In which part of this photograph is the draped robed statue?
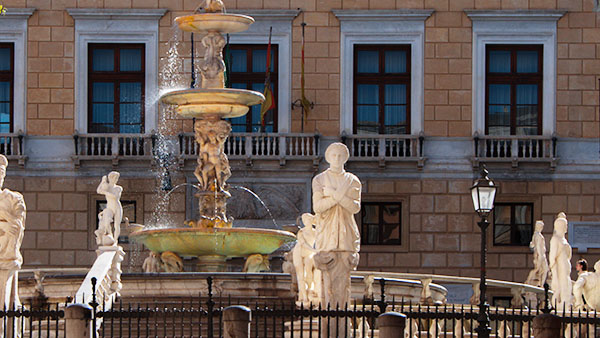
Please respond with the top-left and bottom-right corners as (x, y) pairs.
(311, 142), (362, 338)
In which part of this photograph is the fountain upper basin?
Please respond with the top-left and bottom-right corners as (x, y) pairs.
(160, 88), (265, 118)
(129, 227), (296, 258)
(175, 13), (254, 34)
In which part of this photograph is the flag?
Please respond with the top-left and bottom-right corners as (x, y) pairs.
(300, 22), (311, 123)
(260, 27), (275, 128)
(0, 5), (6, 15)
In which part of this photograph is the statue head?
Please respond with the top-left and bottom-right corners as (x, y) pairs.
(325, 142), (349, 172)
(553, 216), (568, 236)
(0, 154), (8, 188)
(535, 220), (544, 232)
(301, 213), (316, 228)
(594, 260), (600, 273)
(108, 171), (120, 184)
(557, 211), (566, 219)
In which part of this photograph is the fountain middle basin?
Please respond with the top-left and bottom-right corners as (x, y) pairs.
(130, 227), (295, 258)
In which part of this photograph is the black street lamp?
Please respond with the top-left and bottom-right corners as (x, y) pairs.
(471, 164), (497, 338)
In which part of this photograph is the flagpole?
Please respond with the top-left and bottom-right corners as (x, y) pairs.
(301, 20), (306, 133)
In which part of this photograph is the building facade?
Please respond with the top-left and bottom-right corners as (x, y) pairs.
(0, 0), (599, 287)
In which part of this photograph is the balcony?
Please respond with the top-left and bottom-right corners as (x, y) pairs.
(72, 133), (156, 167)
(472, 134), (557, 168)
(0, 133), (26, 167)
(342, 133), (425, 168)
(179, 132), (320, 166)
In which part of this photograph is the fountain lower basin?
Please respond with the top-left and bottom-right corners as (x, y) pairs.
(130, 227), (296, 271)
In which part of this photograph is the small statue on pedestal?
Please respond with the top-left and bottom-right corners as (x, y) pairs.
(95, 171), (123, 246)
(525, 220), (550, 288)
(549, 212), (572, 310)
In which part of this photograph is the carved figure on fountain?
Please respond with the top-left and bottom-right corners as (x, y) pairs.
(311, 143), (361, 336)
(0, 155), (25, 319)
(573, 260), (600, 310)
(195, 0), (225, 13)
(161, 251), (184, 272)
(242, 254), (270, 272)
(194, 119), (231, 192)
(142, 252), (163, 273)
(200, 33), (226, 89)
(95, 171), (123, 247)
(525, 220), (550, 288)
(293, 213), (322, 306)
(549, 212), (572, 310)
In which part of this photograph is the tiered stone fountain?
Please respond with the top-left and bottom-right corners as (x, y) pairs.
(130, 1), (296, 272)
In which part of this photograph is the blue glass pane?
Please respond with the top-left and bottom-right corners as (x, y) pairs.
(252, 82), (265, 93)
(230, 116), (246, 129)
(384, 105), (407, 125)
(250, 105), (261, 126)
(385, 51), (407, 73)
(92, 82), (114, 102)
(384, 84), (406, 104)
(120, 104), (141, 124)
(516, 84), (537, 104)
(0, 104), (9, 118)
(230, 50), (247, 72)
(252, 49), (274, 73)
(120, 82), (142, 102)
(489, 84), (510, 104)
(120, 125), (141, 133)
(489, 50), (510, 73)
(120, 48), (142, 72)
(357, 84), (378, 104)
(0, 82), (9, 101)
(92, 104), (114, 123)
(0, 124), (9, 133)
(92, 49), (114, 71)
(0, 48), (10, 71)
(357, 50), (378, 73)
(357, 106), (378, 126)
(517, 51), (538, 73)
(231, 82), (246, 89)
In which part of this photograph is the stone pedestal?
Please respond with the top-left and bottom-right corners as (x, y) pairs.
(223, 305), (251, 338)
(65, 304), (93, 338)
(378, 312), (406, 338)
(197, 255), (228, 272)
(533, 313), (561, 338)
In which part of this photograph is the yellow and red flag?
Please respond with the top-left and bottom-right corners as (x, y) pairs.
(259, 27), (275, 128)
(300, 22), (311, 123)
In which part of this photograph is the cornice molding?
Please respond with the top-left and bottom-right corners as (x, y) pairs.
(465, 9), (567, 21)
(332, 9), (434, 21)
(228, 9), (300, 21)
(67, 8), (167, 20)
(0, 8), (36, 19)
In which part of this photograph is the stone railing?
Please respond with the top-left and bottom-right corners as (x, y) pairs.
(473, 133), (557, 168)
(72, 132), (156, 167)
(353, 271), (547, 308)
(342, 133), (425, 168)
(179, 132), (320, 165)
(0, 133), (26, 167)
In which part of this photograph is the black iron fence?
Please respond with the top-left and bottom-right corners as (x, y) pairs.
(0, 302), (65, 338)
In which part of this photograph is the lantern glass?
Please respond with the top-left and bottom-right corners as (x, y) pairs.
(471, 185), (496, 216)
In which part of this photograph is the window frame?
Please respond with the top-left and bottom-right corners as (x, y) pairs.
(228, 44), (279, 133)
(360, 201), (402, 246)
(87, 43), (146, 134)
(0, 43), (14, 133)
(485, 44), (543, 136)
(492, 202), (534, 246)
(353, 44), (411, 135)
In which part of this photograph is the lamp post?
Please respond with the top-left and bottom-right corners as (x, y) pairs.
(471, 165), (496, 338)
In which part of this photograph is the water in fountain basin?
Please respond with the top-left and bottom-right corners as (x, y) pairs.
(230, 185), (280, 229)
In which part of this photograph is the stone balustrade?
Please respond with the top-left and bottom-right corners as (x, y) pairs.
(473, 133), (558, 168)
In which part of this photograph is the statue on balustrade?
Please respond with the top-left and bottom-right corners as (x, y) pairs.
(525, 220), (550, 288)
(0, 155), (26, 336)
(311, 142), (361, 337)
(95, 171), (123, 247)
(574, 259), (600, 311)
(549, 212), (572, 310)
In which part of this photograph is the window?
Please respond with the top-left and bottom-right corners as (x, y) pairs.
(493, 202), (533, 246)
(467, 10), (565, 136)
(360, 202), (401, 245)
(0, 43), (13, 133)
(88, 43), (145, 133)
(354, 45), (410, 135)
(486, 45), (542, 136)
(228, 44), (278, 133)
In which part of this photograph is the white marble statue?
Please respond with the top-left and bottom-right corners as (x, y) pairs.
(312, 143), (361, 337)
(293, 213), (322, 305)
(142, 252), (162, 273)
(0, 155), (26, 336)
(242, 254), (270, 272)
(549, 212), (572, 310)
(573, 260), (600, 310)
(525, 220), (550, 288)
(95, 171), (123, 247)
